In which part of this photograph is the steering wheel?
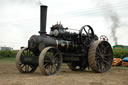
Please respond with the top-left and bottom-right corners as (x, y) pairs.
(79, 25), (94, 46)
(100, 35), (108, 41)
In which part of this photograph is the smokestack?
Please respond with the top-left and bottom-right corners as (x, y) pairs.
(39, 5), (47, 35)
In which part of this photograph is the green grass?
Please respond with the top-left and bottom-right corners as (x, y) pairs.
(112, 66), (128, 69)
(0, 57), (16, 62)
(113, 49), (128, 59)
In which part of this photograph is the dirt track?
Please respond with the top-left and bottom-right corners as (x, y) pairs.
(0, 61), (128, 85)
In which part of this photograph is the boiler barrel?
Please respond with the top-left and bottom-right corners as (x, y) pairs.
(28, 35), (79, 52)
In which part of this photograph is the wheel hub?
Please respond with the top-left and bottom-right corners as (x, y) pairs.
(100, 54), (104, 59)
(51, 59), (55, 64)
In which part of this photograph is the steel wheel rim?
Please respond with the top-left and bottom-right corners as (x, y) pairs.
(16, 47), (37, 73)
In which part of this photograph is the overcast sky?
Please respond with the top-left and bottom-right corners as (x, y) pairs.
(0, 0), (128, 49)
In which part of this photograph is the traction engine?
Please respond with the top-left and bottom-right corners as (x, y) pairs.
(16, 5), (113, 75)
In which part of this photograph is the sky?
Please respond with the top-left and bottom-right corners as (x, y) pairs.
(0, 0), (128, 49)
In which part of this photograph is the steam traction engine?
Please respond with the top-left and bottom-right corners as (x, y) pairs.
(16, 5), (113, 75)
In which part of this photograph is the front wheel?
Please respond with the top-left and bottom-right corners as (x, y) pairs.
(39, 47), (63, 75)
(16, 47), (38, 73)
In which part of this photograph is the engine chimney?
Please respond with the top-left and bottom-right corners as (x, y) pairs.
(39, 5), (47, 35)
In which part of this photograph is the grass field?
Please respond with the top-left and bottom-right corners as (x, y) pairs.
(0, 57), (15, 62)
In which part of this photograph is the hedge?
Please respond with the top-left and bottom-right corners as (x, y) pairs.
(113, 49), (128, 59)
(0, 49), (128, 59)
(0, 50), (18, 58)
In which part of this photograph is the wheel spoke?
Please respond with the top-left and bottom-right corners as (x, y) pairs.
(104, 57), (110, 64)
(103, 60), (110, 65)
(53, 64), (57, 70)
(88, 28), (92, 34)
(105, 45), (110, 50)
(50, 65), (53, 74)
(83, 28), (88, 35)
(44, 60), (52, 74)
(47, 65), (53, 74)
(52, 64), (57, 73)
(54, 57), (61, 64)
(53, 52), (61, 64)
(100, 44), (105, 54)
(101, 61), (106, 70)
(97, 60), (101, 70)
(45, 65), (51, 73)
(20, 64), (25, 68)
(21, 52), (26, 56)
(99, 60), (105, 71)
(27, 50), (29, 56)
(104, 53), (112, 57)
(101, 61), (105, 71)
(25, 65), (27, 72)
(96, 52), (101, 58)
(28, 65), (31, 72)
(44, 63), (49, 68)
(45, 60), (51, 63)
(26, 65), (29, 72)
(97, 46), (102, 55)
(53, 52), (59, 58)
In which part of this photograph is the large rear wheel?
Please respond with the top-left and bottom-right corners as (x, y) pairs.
(88, 40), (113, 73)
